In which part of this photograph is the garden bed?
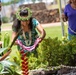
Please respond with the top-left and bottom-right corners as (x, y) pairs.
(29, 66), (76, 75)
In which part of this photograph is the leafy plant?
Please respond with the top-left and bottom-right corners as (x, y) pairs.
(3, 32), (10, 48)
(0, 30), (22, 75)
(37, 37), (76, 67)
(2, 16), (9, 23)
(1, 32), (76, 74)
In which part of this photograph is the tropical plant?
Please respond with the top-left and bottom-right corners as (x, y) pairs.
(0, 57), (21, 75)
(0, 29), (22, 75)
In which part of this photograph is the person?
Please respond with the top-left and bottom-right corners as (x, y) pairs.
(62, 0), (76, 40)
(12, 7), (46, 56)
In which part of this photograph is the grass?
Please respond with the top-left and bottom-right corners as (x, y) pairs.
(45, 26), (62, 39)
(1, 23), (68, 40)
(45, 25), (68, 39)
(2, 23), (12, 29)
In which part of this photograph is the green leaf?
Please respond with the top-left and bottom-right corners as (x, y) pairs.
(1, 60), (16, 67)
(0, 47), (8, 54)
(0, 63), (4, 72)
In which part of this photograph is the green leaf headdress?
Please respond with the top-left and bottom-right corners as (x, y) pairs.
(16, 7), (32, 21)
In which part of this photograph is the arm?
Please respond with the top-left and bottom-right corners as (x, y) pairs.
(12, 31), (18, 45)
(62, 13), (68, 22)
(36, 23), (46, 42)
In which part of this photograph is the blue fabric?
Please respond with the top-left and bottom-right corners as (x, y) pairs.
(32, 18), (39, 27)
(64, 4), (76, 35)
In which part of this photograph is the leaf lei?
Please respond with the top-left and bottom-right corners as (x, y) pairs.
(16, 7), (32, 21)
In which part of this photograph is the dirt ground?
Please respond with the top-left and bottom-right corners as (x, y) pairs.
(1, 22), (62, 31)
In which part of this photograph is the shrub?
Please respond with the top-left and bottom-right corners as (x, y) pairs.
(1, 36), (76, 71)
(37, 37), (76, 67)
(2, 16), (9, 23)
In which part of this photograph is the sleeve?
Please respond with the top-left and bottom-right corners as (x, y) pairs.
(32, 18), (39, 28)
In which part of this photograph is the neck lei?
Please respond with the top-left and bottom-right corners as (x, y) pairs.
(23, 31), (32, 46)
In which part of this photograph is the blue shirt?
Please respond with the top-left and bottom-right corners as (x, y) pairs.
(64, 4), (76, 35)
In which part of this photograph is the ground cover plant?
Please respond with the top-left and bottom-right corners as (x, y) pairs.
(0, 23), (71, 74)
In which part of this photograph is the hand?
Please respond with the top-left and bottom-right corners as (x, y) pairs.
(62, 13), (68, 22)
(15, 41), (18, 45)
(37, 37), (42, 43)
(13, 40), (18, 45)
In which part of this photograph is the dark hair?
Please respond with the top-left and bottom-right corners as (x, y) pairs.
(20, 9), (28, 16)
(68, 0), (72, 4)
(12, 8), (33, 32)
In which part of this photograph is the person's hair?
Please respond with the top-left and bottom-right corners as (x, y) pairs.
(12, 8), (33, 32)
(20, 8), (28, 16)
(68, 0), (72, 4)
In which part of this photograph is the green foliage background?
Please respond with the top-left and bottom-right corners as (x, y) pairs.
(1, 24), (76, 73)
